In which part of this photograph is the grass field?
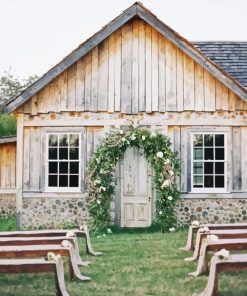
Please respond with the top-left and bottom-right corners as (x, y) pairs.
(0, 220), (247, 295)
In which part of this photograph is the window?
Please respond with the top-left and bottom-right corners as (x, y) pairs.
(46, 133), (81, 191)
(191, 132), (227, 193)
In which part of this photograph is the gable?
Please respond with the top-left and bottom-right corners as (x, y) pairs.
(18, 18), (246, 115)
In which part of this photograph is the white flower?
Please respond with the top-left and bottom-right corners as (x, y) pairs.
(97, 199), (101, 205)
(198, 226), (210, 233)
(159, 211), (163, 215)
(47, 252), (61, 261)
(215, 248), (230, 260)
(130, 134), (136, 141)
(96, 158), (100, 164)
(207, 234), (219, 242)
(169, 170), (174, 176)
(94, 179), (101, 185)
(191, 220), (200, 226)
(151, 132), (157, 138)
(156, 151), (164, 158)
(169, 227), (175, 232)
(61, 240), (72, 248)
(99, 186), (106, 192)
(102, 234), (107, 238)
(119, 130), (124, 135)
(142, 136), (146, 140)
(107, 228), (112, 234)
(164, 159), (171, 165)
(66, 231), (75, 237)
(121, 137), (126, 142)
(168, 196), (173, 201)
(79, 225), (85, 231)
(100, 169), (105, 174)
(161, 180), (170, 188)
(97, 235), (101, 238)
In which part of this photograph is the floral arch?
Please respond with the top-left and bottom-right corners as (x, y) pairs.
(86, 126), (180, 231)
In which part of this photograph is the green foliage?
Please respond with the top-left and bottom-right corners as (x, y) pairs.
(0, 71), (38, 106)
(0, 114), (16, 137)
(86, 126), (180, 231)
(0, 216), (16, 231)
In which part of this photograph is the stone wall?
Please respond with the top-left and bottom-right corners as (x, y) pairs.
(0, 194), (16, 218)
(175, 198), (247, 226)
(21, 196), (89, 229)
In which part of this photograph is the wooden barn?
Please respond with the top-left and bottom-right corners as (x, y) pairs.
(2, 2), (247, 228)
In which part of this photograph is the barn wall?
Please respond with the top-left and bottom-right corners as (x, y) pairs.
(18, 19), (245, 116)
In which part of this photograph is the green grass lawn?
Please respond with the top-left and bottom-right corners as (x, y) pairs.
(0, 223), (247, 295)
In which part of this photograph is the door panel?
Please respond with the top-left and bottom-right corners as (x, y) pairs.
(121, 147), (152, 227)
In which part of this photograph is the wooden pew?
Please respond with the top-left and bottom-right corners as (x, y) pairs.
(189, 238), (247, 277)
(0, 236), (90, 266)
(0, 258), (69, 296)
(185, 229), (247, 262)
(180, 223), (247, 251)
(193, 254), (247, 296)
(0, 228), (103, 256)
(0, 244), (91, 281)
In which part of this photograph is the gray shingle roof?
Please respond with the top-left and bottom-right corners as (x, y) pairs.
(193, 42), (247, 87)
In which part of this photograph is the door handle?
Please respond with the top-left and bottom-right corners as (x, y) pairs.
(148, 197), (151, 202)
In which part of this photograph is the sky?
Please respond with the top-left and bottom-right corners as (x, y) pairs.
(0, 0), (246, 79)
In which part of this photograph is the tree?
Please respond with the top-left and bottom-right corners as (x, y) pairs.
(0, 71), (38, 136)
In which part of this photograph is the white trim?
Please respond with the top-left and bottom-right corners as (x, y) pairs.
(190, 131), (228, 194)
(45, 132), (82, 192)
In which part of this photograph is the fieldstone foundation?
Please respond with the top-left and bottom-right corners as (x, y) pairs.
(0, 194), (16, 218)
(21, 196), (89, 229)
(175, 198), (247, 226)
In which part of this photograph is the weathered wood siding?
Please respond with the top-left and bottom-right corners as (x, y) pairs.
(18, 19), (246, 115)
(0, 143), (16, 189)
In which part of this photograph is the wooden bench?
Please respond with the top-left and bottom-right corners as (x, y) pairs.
(0, 236), (90, 267)
(193, 254), (247, 296)
(0, 244), (91, 281)
(0, 258), (69, 296)
(180, 223), (247, 251)
(185, 229), (247, 262)
(0, 228), (102, 256)
(189, 238), (247, 277)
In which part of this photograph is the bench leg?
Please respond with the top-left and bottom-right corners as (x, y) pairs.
(185, 233), (205, 262)
(68, 246), (91, 281)
(193, 258), (218, 296)
(179, 226), (194, 251)
(55, 259), (70, 296)
(73, 237), (91, 267)
(79, 230), (103, 256)
(189, 242), (208, 277)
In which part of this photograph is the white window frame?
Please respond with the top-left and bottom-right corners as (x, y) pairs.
(45, 132), (81, 193)
(190, 132), (227, 194)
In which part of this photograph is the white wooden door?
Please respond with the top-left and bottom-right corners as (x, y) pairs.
(120, 147), (152, 227)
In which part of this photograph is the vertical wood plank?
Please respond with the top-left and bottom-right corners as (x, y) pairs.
(235, 96), (244, 110)
(75, 58), (85, 111)
(0, 146), (6, 188)
(121, 23), (132, 114)
(114, 29), (121, 112)
(166, 40), (177, 111)
(145, 24), (152, 113)
(29, 127), (40, 190)
(183, 54), (195, 110)
(67, 64), (76, 111)
(5, 145), (11, 188)
(53, 78), (60, 113)
(59, 71), (68, 112)
(241, 127), (247, 190)
(233, 127), (241, 190)
(228, 91), (236, 111)
(138, 20), (146, 112)
(151, 28), (159, 111)
(158, 34), (166, 112)
(84, 52), (92, 111)
(80, 128), (86, 192)
(174, 126), (181, 190)
(108, 34), (115, 113)
(31, 95), (38, 116)
(132, 20), (139, 114)
(216, 80), (229, 110)
(180, 126), (188, 192)
(194, 64), (204, 111)
(23, 128), (30, 190)
(176, 48), (184, 111)
(10, 144), (16, 188)
(204, 70), (216, 111)
(98, 39), (109, 111)
(91, 46), (98, 112)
